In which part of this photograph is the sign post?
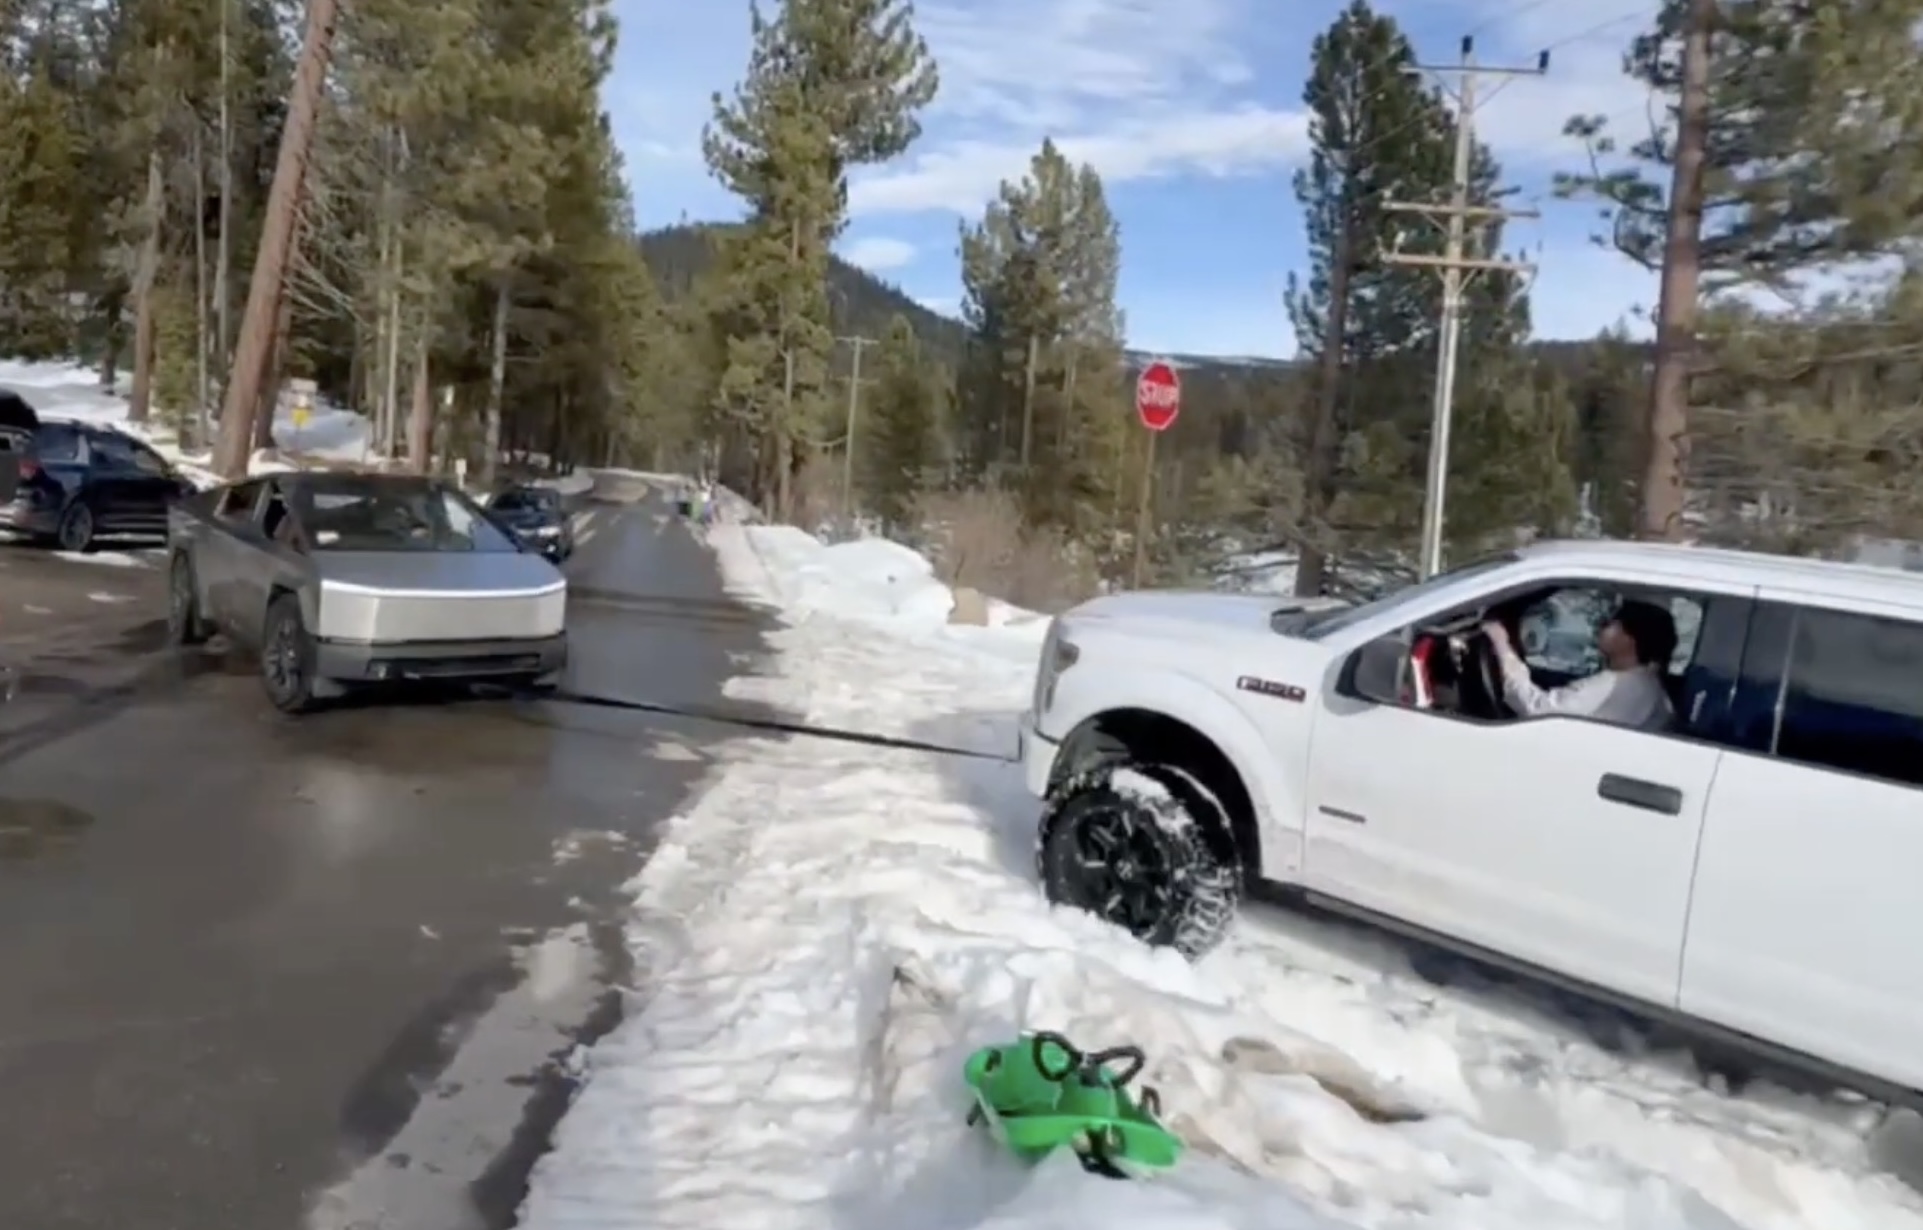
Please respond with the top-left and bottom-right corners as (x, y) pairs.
(1131, 359), (1180, 587)
(287, 377), (316, 455)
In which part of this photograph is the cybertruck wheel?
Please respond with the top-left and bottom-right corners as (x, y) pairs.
(166, 553), (212, 646)
(260, 593), (320, 714)
(1036, 760), (1241, 959)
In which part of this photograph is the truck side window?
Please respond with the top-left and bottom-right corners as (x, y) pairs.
(215, 481), (261, 523)
(1773, 606), (1923, 788)
(1517, 587), (1704, 676)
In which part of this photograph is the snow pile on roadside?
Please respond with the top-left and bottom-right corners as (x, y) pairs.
(0, 358), (369, 485)
(725, 520), (1049, 637)
(521, 521), (1923, 1230)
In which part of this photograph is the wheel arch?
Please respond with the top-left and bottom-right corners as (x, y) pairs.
(261, 581), (303, 637)
(1050, 707), (1266, 879)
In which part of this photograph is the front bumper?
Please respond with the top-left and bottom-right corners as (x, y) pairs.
(313, 633), (568, 683)
(1019, 712), (1058, 799)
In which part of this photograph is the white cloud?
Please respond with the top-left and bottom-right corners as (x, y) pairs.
(845, 0), (1302, 217)
(600, 0), (1673, 353)
(852, 106), (1308, 216)
(840, 236), (918, 271)
(1450, 3), (1662, 167)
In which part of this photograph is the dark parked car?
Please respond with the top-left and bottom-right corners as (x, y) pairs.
(485, 484), (573, 562)
(0, 391), (194, 552)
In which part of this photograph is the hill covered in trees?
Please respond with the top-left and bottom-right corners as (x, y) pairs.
(639, 223), (1302, 376)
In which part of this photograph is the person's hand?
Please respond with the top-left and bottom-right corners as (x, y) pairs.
(1481, 620), (1510, 650)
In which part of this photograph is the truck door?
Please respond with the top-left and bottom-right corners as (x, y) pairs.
(1678, 594), (1923, 1089)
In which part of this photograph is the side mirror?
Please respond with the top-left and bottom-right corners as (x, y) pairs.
(1346, 634), (1407, 704)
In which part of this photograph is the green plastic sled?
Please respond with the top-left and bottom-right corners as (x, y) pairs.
(962, 1031), (1183, 1177)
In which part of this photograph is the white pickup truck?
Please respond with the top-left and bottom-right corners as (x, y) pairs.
(1019, 538), (1923, 1099)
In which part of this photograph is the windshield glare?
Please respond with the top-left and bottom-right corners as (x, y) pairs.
(1292, 552), (1519, 640)
(296, 485), (518, 552)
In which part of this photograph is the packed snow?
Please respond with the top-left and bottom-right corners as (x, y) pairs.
(519, 517), (1923, 1230)
(0, 358), (371, 486)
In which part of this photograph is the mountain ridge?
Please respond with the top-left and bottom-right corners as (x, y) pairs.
(636, 223), (1637, 379)
(636, 223), (1304, 374)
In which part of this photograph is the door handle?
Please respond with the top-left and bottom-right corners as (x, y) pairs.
(1597, 773), (1682, 815)
(1317, 805), (1366, 824)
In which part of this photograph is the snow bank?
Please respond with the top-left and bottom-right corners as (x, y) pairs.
(723, 522), (1049, 659)
(748, 528), (956, 623)
(0, 358), (370, 487)
(523, 517), (1923, 1230)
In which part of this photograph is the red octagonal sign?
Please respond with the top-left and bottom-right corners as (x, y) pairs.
(1135, 360), (1180, 432)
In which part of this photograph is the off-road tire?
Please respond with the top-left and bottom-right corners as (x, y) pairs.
(55, 499), (95, 553)
(260, 593), (319, 715)
(166, 553), (211, 646)
(1036, 759), (1242, 959)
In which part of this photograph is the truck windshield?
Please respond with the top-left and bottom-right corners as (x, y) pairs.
(1291, 552), (1519, 640)
(294, 483), (518, 553)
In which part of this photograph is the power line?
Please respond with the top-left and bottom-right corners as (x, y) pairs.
(1383, 36), (1547, 579)
(1343, 6), (1658, 188)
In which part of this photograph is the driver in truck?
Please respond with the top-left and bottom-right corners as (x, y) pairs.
(1480, 599), (1678, 730)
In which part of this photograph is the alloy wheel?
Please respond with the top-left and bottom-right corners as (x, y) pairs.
(59, 505), (91, 551)
(1067, 805), (1175, 935)
(266, 618), (301, 699)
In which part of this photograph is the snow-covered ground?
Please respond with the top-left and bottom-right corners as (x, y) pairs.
(518, 521), (1923, 1230)
(0, 358), (371, 487)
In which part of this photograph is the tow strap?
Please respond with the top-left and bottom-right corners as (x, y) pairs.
(529, 685), (1017, 763)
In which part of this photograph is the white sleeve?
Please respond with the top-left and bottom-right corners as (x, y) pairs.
(1493, 640), (1617, 718)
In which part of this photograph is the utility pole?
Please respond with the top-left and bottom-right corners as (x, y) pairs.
(1385, 36), (1546, 578)
(1642, 0), (1713, 542)
(1019, 333), (1039, 467)
(837, 334), (874, 523)
(211, 0), (339, 478)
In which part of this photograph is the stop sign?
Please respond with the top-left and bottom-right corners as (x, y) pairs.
(1135, 360), (1180, 432)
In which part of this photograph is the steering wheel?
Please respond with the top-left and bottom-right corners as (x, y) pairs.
(1456, 627), (1513, 721)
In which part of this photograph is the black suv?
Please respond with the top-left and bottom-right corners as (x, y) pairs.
(0, 390), (193, 552)
(485, 484), (574, 561)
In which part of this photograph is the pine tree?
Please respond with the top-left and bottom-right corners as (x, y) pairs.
(703, 0), (938, 517)
(1291, 2), (1572, 573)
(1284, 0), (1452, 592)
(1569, 326), (1648, 536)
(958, 140), (1130, 537)
(861, 313), (940, 527)
(0, 58), (80, 356)
(1559, 0), (1923, 289)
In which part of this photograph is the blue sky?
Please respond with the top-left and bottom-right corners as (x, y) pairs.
(603, 0), (1665, 359)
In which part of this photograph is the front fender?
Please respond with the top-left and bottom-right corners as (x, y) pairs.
(1045, 666), (1305, 878)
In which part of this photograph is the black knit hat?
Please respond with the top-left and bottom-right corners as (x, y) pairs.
(1613, 600), (1678, 667)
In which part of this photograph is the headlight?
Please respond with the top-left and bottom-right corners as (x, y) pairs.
(1033, 618), (1079, 714)
(532, 524), (561, 537)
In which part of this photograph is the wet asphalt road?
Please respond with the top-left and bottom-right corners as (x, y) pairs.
(0, 478), (777, 1230)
